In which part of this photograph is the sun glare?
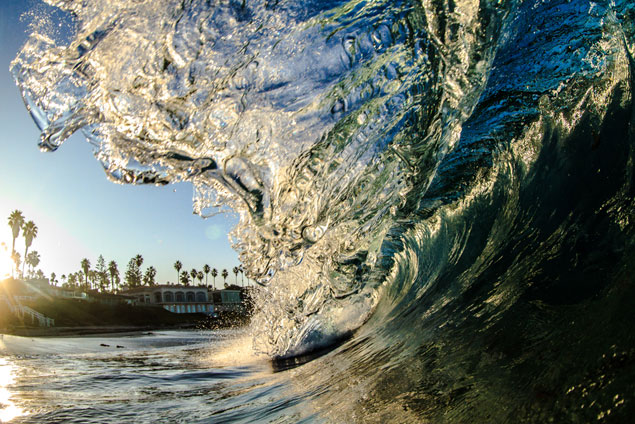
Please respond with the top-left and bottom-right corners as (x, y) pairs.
(0, 243), (12, 280)
(0, 358), (24, 422)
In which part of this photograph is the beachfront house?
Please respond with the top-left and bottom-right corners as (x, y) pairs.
(124, 285), (213, 314)
(122, 285), (247, 316)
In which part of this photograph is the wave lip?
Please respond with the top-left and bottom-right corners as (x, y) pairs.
(12, 0), (635, 372)
(11, 0), (509, 358)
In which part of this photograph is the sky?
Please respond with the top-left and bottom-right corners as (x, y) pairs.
(0, 0), (240, 284)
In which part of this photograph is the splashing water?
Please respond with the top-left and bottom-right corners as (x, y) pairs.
(11, 1), (635, 419)
(12, 0), (513, 357)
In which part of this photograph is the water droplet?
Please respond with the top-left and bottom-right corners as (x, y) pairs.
(301, 225), (326, 243)
(331, 98), (346, 114)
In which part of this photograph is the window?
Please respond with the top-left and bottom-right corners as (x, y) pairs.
(176, 292), (185, 302)
(221, 291), (241, 304)
(164, 291), (174, 302)
(154, 292), (163, 303)
(186, 292), (195, 302)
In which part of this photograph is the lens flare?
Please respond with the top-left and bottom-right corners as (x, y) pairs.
(0, 244), (13, 280)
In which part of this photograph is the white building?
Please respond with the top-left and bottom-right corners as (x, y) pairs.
(124, 285), (214, 315)
(123, 285), (248, 315)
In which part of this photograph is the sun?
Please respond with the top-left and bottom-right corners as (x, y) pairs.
(0, 242), (13, 280)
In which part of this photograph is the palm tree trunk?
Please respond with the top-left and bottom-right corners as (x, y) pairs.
(11, 237), (16, 277)
(22, 247), (29, 279)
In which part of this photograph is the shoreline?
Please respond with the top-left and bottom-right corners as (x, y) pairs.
(0, 317), (250, 338)
(0, 324), (201, 338)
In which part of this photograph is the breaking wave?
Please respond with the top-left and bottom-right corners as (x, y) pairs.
(11, 0), (635, 420)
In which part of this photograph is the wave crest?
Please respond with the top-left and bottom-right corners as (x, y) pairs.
(14, 0), (632, 359)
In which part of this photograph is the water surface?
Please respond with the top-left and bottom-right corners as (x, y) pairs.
(8, 0), (635, 421)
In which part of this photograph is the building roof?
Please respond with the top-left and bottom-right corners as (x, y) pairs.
(122, 284), (209, 293)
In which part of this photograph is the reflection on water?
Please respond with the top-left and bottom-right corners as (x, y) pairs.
(0, 330), (291, 423)
(0, 358), (24, 423)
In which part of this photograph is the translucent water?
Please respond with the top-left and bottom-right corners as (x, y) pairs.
(10, 0), (635, 421)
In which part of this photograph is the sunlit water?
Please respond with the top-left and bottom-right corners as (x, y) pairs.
(0, 357), (24, 423)
(0, 330), (300, 423)
(9, 0), (635, 421)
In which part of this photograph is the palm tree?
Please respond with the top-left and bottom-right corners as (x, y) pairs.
(11, 252), (21, 276)
(26, 250), (40, 278)
(80, 258), (90, 291)
(232, 266), (239, 285)
(222, 269), (228, 287)
(190, 269), (197, 284)
(96, 255), (108, 291)
(211, 268), (218, 290)
(239, 265), (245, 286)
(144, 266), (157, 286)
(180, 270), (190, 285)
(125, 257), (142, 288)
(22, 221), (38, 278)
(50, 272), (57, 286)
(108, 260), (118, 292)
(134, 254), (143, 269)
(174, 260), (182, 283)
(197, 271), (204, 286)
(203, 264), (211, 287)
(8, 210), (24, 275)
(89, 270), (97, 290)
(68, 273), (77, 288)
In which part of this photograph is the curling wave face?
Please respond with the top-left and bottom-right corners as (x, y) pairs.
(12, 0), (511, 357)
(11, 0), (635, 377)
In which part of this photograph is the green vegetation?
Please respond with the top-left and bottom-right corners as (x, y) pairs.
(0, 277), (253, 335)
(222, 269), (228, 287)
(203, 264), (210, 285)
(25, 298), (203, 327)
(2, 209), (255, 335)
(6, 210), (41, 279)
(180, 270), (190, 285)
(4, 210), (253, 293)
(21, 220), (38, 277)
(0, 308), (21, 329)
(8, 210), (24, 276)
(211, 268), (218, 290)
(174, 260), (182, 283)
(80, 258), (90, 290)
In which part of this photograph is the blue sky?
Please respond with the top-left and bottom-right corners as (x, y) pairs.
(0, 0), (240, 284)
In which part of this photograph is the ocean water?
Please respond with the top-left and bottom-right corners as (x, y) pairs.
(7, 0), (635, 422)
(0, 330), (311, 423)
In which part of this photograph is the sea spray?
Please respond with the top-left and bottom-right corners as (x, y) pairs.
(12, 0), (511, 357)
(11, 2), (635, 420)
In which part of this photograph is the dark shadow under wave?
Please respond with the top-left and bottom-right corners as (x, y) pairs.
(271, 331), (353, 372)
